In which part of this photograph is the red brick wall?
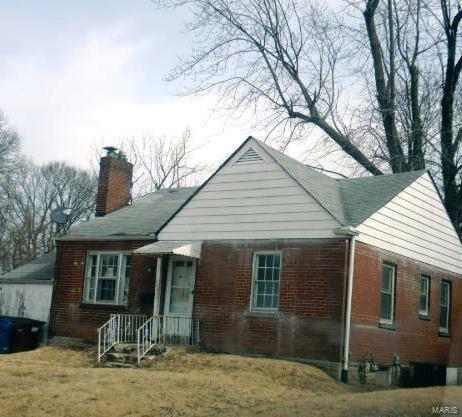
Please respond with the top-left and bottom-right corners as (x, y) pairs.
(350, 241), (462, 367)
(95, 155), (133, 217)
(49, 240), (156, 340)
(193, 239), (348, 362)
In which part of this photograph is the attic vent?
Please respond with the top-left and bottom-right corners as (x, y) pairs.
(236, 148), (263, 164)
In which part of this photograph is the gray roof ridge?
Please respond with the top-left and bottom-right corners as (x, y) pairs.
(339, 169), (426, 183)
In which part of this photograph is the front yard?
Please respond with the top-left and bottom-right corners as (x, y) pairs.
(0, 347), (461, 417)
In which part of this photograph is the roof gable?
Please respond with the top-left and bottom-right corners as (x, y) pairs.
(158, 138), (340, 240)
(256, 140), (347, 225)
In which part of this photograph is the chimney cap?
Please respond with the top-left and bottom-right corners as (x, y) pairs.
(102, 146), (127, 161)
(103, 146), (119, 154)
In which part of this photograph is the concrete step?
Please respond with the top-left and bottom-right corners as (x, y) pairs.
(105, 352), (137, 363)
(113, 343), (138, 354)
(104, 361), (137, 369)
(100, 343), (167, 368)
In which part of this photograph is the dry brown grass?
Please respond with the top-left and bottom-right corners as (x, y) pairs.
(0, 347), (461, 417)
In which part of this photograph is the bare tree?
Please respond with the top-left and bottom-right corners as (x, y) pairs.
(0, 110), (20, 176)
(158, 0), (384, 174)
(0, 160), (97, 272)
(156, 0), (462, 235)
(438, 0), (462, 229)
(91, 129), (208, 197)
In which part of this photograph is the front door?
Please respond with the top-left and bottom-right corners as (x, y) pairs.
(164, 256), (196, 339)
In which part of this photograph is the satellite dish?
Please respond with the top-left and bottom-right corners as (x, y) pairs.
(51, 207), (71, 224)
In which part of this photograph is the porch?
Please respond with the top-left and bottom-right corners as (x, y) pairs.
(97, 241), (202, 365)
(97, 313), (200, 365)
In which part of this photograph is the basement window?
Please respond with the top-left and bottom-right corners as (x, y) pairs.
(380, 263), (396, 325)
(251, 252), (282, 311)
(439, 280), (451, 335)
(84, 252), (132, 305)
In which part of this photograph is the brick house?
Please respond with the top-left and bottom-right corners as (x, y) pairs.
(50, 138), (462, 385)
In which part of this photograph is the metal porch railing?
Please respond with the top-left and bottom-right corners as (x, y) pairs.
(97, 314), (148, 363)
(137, 315), (200, 364)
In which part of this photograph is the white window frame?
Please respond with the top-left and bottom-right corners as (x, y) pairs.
(83, 251), (132, 306)
(380, 263), (396, 325)
(419, 275), (430, 316)
(250, 251), (282, 312)
(439, 280), (451, 335)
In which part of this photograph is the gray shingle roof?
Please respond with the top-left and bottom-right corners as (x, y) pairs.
(60, 138), (428, 242)
(256, 138), (426, 226)
(338, 171), (426, 226)
(65, 187), (197, 239)
(0, 251), (55, 282)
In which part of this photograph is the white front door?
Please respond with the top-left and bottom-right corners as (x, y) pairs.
(164, 256), (196, 339)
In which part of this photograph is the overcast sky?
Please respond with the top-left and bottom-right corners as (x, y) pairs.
(0, 0), (258, 169)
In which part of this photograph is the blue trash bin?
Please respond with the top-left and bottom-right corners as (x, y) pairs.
(0, 319), (15, 354)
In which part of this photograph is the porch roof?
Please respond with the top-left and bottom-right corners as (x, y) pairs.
(133, 241), (202, 258)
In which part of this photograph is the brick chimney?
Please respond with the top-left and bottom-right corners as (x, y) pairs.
(95, 147), (133, 217)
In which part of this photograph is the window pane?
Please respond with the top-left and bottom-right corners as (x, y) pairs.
(256, 281), (265, 295)
(89, 255), (97, 278)
(88, 277), (95, 301)
(257, 267), (265, 280)
(440, 282), (450, 332)
(85, 255), (98, 302)
(256, 294), (264, 308)
(120, 255), (132, 303)
(381, 266), (393, 292)
(124, 256), (132, 278)
(419, 277), (429, 315)
(97, 279), (116, 301)
(420, 294), (427, 313)
(100, 255), (119, 278)
(380, 264), (395, 322)
(421, 277), (428, 295)
(441, 283), (449, 306)
(253, 253), (281, 310)
(380, 293), (392, 321)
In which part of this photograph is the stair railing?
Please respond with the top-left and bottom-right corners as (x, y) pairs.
(137, 316), (159, 364)
(136, 315), (200, 364)
(97, 315), (118, 363)
(97, 314), (148, 363)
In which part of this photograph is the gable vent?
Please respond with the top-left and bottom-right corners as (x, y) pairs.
(235, 148), (263, 164)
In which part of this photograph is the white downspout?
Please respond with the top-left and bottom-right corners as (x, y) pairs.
(335, 226), (359, 383)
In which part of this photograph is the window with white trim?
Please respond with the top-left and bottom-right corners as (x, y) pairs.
(439, 281), (451, 335)
(380, 263), (396, 324)
(84, 253), (132, 305)
(251, 252), (281, 311)
(419, 275), (430, 316)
